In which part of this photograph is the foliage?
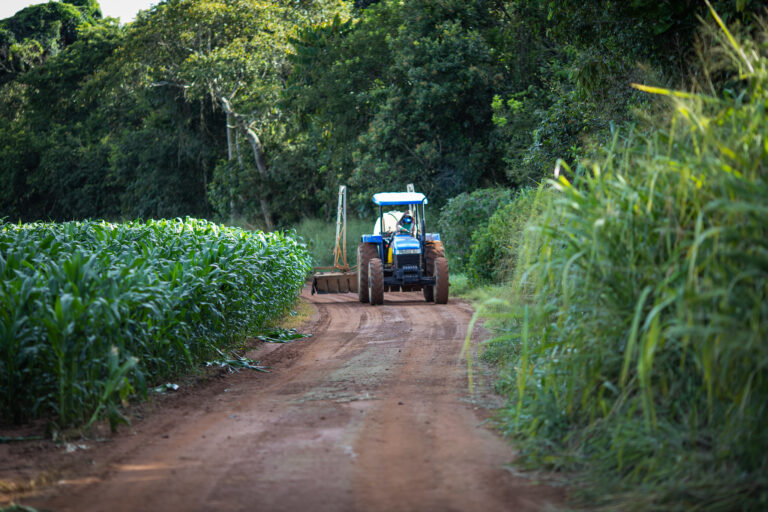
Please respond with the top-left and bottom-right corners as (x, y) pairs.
(0, 0), (100, 84)
(482, 18), (768, 510)
(488, 89), (540, 187)
(1, 0), (765, 226)
(257, 327), (311, 344)
(0, 14), (224, 222)
(436, 188), (514, 271)
(518, 0), (759, 62)
(488, 0), (761, 190)
(350, 0), (503, 205)
(122, 0), (349, 227)
(0, 218), (310, 428)
(283, 0), (515, 215)
(278, 13), (371, 219)
(0, 0), (350, 226)
(465, 187), (544, 283)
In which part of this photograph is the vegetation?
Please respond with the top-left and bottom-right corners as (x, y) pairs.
(1, 0), (767, 508)
(0, 218), (310, 428)
(292, 216), (372, 268)
(4, 0), (752, 225)
(465, 187), (544, 283)
(474, 14), (768, 510)
(436, 188), (514, 271)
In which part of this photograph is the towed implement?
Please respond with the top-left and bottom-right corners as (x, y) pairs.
(311, 185), (358, 294)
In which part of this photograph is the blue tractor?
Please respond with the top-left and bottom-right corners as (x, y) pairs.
(357, 192), (449, 305)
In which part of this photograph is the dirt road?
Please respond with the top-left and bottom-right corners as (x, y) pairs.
(6, 288), (562, 511)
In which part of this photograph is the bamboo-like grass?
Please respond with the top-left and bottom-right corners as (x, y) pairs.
(482, 9), (768, 510)
(0, 218), (311, 429)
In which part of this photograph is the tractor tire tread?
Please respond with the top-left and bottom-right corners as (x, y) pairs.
(434, 256), (449, 304)
(423, 241), (445, 302)
(368, 258), (384, 305)
(357, 243), (379, 303)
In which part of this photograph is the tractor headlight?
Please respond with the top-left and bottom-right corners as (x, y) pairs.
(397, 249), (420, 255)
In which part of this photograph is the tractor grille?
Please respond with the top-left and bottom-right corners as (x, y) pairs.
(396, 253), (420, 270)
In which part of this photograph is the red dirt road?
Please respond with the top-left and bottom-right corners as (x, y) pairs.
(5, 288), (562, 511)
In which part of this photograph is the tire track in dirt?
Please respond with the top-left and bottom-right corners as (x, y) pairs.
(16, 287), (562, 512)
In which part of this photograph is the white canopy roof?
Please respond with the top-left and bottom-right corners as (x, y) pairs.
(372, 192), (428, 205)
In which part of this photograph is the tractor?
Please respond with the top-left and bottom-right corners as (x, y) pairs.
(357, 192), (448, 305)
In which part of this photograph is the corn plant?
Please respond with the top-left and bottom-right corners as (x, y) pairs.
(0, 218), (310, 429)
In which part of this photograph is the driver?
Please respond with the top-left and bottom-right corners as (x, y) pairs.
(397, 210), (415, 235)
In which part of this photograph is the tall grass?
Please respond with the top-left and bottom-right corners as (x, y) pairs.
(292, 216), (374, 267)
(483, 13), (768, 510)
(0, 218), (311, 429)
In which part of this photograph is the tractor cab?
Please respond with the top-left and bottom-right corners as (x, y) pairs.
(366, 192), (427, 269)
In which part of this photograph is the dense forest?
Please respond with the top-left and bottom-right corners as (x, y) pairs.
(0, 0), (756, 225)
(2, 0), (767, 510)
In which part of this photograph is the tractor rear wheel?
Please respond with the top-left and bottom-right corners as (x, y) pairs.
(368, 258), (384, 305)
(423, 241), (445, 302)
(357, 243), (379, 303)
(434, 256), (449, 304)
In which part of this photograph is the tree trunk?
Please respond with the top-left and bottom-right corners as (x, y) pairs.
(241, 125), (273, 231)
(219, 97), (273, 230)
(225, 113), (237, 223)
(226, 112), (234, 161)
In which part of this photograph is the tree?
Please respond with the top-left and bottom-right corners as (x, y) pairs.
(0, 0), (101, 84)
(283, 0), (513, 211)
(124, 0), (348, 229)
(0, 18), (124, 221)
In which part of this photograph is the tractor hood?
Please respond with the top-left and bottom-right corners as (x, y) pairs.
(392, 235), (421, 254)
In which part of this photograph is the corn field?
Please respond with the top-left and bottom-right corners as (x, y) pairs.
(0, 218), (311, 428)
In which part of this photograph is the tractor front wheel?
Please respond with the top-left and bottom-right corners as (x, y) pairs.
(357, 243), (379, 303)
(368, 258), (384, 305)
(434, 257), (449, 304)
(423, 241), (445, 302)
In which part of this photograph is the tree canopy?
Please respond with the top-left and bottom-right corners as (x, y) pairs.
(0, 0), (761, 225)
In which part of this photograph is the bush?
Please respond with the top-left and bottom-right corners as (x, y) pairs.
(437, 188), (514, 271)
(0, 218), (311, 428)
(484, 16), (768, 510)
(466, 187), (545, 283)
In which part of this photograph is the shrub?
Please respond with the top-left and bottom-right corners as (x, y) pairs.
(466, 187), (545, 283)
(437, 187), (514, 271)
(0, 218), (311, 428)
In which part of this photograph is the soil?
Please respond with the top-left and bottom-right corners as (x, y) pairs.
(1, 287), (564, 512)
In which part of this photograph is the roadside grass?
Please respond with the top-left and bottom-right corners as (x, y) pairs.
(274, 298), (316, 331)
(473, 14), (768, 511)
(450, 273), (509, 304)
(291, 217), (374, 268)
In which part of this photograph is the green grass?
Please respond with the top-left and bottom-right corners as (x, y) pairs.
(471, 13), (768, 511)
(0, 218), (311, 430)
(291, 216), (374, 268)
(449, 272), (509, 302)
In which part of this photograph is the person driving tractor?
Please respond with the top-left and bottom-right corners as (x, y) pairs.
(398, 210), (415, 234)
